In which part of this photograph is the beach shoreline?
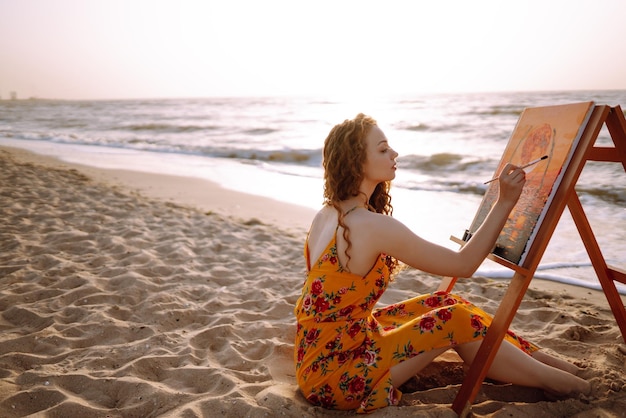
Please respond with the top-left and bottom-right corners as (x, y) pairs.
(0, 145), (317, 234)
(1, 145), (625, 417)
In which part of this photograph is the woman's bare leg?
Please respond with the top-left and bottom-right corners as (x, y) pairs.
(532, 350), (582, 376)
(390, 346), (449, 387)
(455, 340), (591, 396)
(390, 341), (590, 396)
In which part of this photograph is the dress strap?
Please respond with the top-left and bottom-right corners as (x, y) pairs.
(304, 229), (312, 272)
(305, 239), (311, 272)
(344, 205), (365, 216)
(335, 205), (363, 233)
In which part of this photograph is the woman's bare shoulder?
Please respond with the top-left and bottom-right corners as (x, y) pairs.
(350, 208), (402, 229)
(350, 210), (420, 249)
(310, 205), (336, 229)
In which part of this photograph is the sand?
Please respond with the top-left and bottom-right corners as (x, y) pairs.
(1, 145), (625, 418)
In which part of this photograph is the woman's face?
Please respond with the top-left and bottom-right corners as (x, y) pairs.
(362, 125), (398, 184)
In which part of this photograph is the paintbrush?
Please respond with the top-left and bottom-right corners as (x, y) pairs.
(484, 155), (548, 184)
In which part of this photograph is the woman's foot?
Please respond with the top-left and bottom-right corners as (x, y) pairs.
(544, 381), (592, 400)
(543, 368), (592, 397)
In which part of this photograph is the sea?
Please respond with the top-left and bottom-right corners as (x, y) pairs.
(1, 90), (625, 293)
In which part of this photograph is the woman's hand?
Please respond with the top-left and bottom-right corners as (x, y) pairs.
(497, 163), (526, 208)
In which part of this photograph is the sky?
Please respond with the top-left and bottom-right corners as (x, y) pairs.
(1, 0), (625, 100)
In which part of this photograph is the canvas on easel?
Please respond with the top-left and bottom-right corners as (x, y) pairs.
(466, 101), (595, 265)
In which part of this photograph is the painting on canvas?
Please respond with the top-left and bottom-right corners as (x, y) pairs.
(467, 101), (595, 265)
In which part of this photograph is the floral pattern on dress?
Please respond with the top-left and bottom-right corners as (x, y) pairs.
(295, 234), (539, 413)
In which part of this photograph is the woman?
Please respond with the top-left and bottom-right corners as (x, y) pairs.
(293, 113), (590, 413)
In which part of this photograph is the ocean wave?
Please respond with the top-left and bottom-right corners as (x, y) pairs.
(403, 123), (430, 132)
(575, 186), (626, 205)
(220, 148), (321, 165)
(471, 106), (524, 117)
(243, 128), (278, 135)
(123, 123), (214, 133)
(399, 180), (486, 197)
(1, 130), (322, 166)
(120, 123), (278, 136)
(395, 121), (467, 133)
(54, 120), (90, 129)
(398, 153), (488, 172)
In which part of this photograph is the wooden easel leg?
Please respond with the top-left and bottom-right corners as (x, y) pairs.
(567, 193), (626, 342)
(605, 106), (626, 172)
(451, 271), (533, 416)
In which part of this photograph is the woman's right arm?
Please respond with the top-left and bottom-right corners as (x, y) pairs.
(374, 163), (525, 277)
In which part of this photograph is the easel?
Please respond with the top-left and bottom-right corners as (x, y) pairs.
(441, 105), (626, 417)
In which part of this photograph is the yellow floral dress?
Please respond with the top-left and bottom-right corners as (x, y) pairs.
(294, 231), (538, 413)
